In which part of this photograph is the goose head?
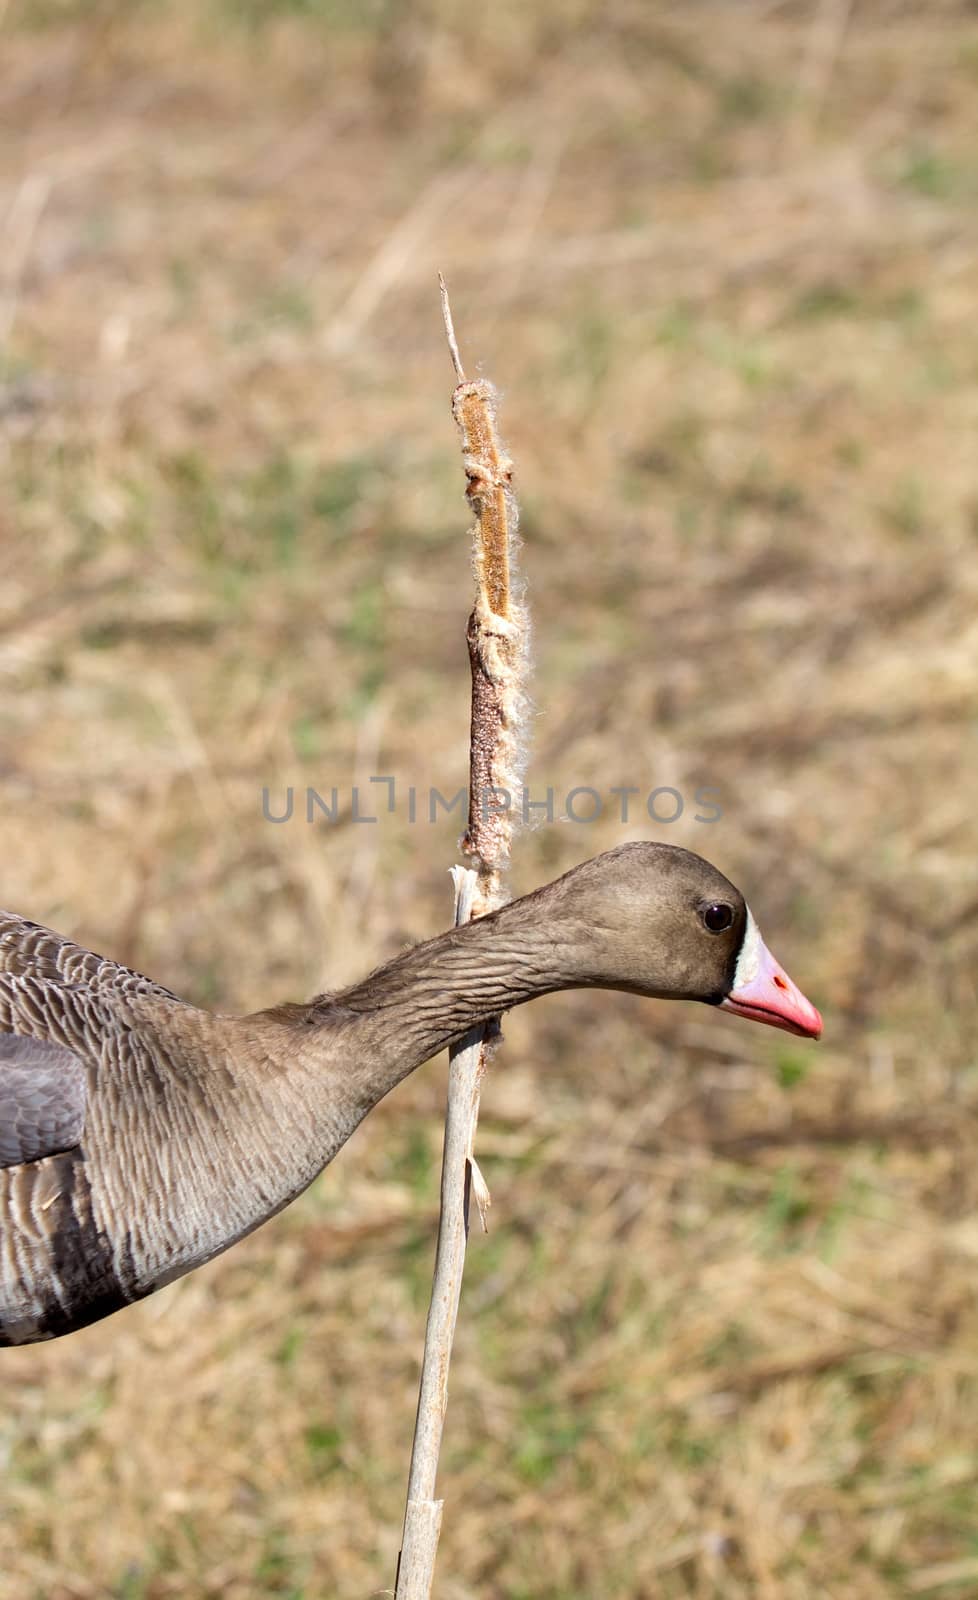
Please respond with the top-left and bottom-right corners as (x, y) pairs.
(533, 843), (821, 1039)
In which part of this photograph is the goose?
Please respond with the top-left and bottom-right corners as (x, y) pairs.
(0, 841), (820, 1346)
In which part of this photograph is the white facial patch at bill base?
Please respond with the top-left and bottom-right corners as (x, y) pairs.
(732, 906), (764, 989)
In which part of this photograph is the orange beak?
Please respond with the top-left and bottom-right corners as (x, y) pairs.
(720, 931), (822, 1040)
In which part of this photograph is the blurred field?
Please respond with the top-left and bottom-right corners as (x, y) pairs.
(1, 1), (977, 1595)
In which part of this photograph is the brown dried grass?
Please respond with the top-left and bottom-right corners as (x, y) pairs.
(0, 2), (977, 1595)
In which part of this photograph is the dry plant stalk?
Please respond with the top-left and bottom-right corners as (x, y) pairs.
(394, 284), (529, 1600)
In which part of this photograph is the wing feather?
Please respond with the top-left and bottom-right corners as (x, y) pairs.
(0, 910), (196, 1170)
(0, 1034), (87, 1167)
(0, 912), (181, 1001)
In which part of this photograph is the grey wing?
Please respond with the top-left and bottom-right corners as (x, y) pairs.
(0, 1034), (87, 1167)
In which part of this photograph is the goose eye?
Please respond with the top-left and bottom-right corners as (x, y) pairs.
(702, 903), (733, 933)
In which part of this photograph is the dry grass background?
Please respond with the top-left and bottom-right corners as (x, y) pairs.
(1, 0), (977, 1595)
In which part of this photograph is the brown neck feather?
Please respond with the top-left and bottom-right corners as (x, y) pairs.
(295, 883), (592, 1113)
(245, 843), (737, 1147)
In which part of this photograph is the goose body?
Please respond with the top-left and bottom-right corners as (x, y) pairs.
(0, 843), (820, 1345)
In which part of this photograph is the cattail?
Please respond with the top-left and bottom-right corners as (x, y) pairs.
(453, 377), (531, 911)
(395, 286), (532, 1599)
